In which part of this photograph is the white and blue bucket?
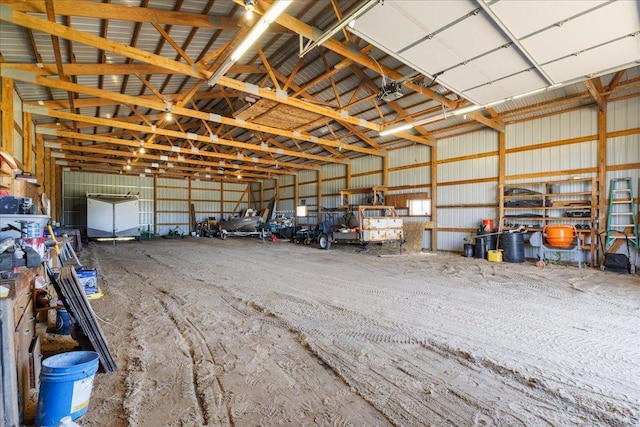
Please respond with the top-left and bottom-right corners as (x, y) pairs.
(35, 351), (100, 427)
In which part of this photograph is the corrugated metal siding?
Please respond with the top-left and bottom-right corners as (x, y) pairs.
(388, 167), (430, 189)
(506, 108), (597, 149)
(388, 145), (430, 167)
(156, 177), (189, 235)
(351, 156), (382, 175)
(608, 94), (640, 131)
(437, 182), (497, 206)
(321, 164), (347, 180)
(62, 171), (153, 231)
(433, 128), (499, 251)
(506, 142), (598, 176)
(438, 129), (498, 160)
(438, 157), (498, 183)
(191, 179), (222, 223)
(277, 175), (295, 213)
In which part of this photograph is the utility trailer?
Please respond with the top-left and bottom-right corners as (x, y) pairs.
(86, 193), (139, 239)
(318, 206), (404, 252)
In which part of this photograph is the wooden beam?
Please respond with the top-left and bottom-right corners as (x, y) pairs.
(4, 0), (248, 31)
(430, 145), (437, 252)
(0, 6), (210, 79)
(217, 74), (385, 134)
(23, 112), (33, 172)
(45, 134), (315, 173)
(150, 20), (194, 66)
(256, 45), (280, 91)
(605, 70), (626, 99)
(275, 11), (503, 132)
(1, 77), (13, 152)
(36, 133), (45, 188)
(38, 111), (342, 165)
(585, 79), (606, 112)
(597, 110), (607, 239)
(7, 67), (381, 157)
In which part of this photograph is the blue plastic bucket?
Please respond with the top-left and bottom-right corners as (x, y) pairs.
(35, 351), (100, 427)
(54, 308), (72, 335)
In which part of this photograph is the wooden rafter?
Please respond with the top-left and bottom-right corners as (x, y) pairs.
(585, 78), (607, 112)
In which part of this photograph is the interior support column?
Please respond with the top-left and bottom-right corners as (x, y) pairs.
(1, 77), (14, 152)
(597, 109), (607, 236)
(153, 174), (158, 235)
(430, 145), (437, 251)
(317, 169), (323, 220)
(498, 131), (506, 228)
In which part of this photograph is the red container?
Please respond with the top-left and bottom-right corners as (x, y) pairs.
(543, 224), (576, 248)
(482, 218), (494, 232)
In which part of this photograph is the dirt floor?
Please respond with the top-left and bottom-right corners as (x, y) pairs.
(33, 236), (640, 426)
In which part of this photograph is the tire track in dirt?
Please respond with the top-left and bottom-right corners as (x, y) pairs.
(101, 241), (390, 426)
(193, 245), (637, 425)
(82, 240), (640, 426)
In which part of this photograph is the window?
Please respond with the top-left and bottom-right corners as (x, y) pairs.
(408, 199), (431, 216)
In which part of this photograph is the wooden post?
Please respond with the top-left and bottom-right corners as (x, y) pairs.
(294, 173), (299, 211)
(317, 168), (323, 220)
(345, 162), (351, 189)
(36, 133), (44, 193)
(382, 155), (388, 186)
(1, 78), (14, 152)
(44, 146), (51, 199)
(596, 109), (608, 268)
(430, 145), (437, 251)
(23, 112), (33, 172)
(498, 131), (506, 231)
(153, 174), (158, 235)
(54, 163), (62, 222)
(188, 178), (193, 232)
(220, 180), (225, 221)
(597, 110), (607, 235)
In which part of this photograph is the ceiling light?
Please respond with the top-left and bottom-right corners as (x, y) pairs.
(139, 147), (146, 154)
(299, 0), (380, 58)
(379, 113), (447, 136)
(207, 0), (292, 86)
(165, 112), (173, 122)
(244, 0), (255, 19)
(231, 0), (291, 61)
(451, 104), (483, 116)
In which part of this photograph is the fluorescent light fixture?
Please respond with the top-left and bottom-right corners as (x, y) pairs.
(512, 87), (546, 100)
(299, 0), (379, 58)
(208, 0), (292, 87)
(451, 104), (483, 116)
(207, 58), (234, 87)
(379, 113), (446, 136)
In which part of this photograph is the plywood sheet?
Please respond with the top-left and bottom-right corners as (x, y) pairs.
(234, 99), (323, 129)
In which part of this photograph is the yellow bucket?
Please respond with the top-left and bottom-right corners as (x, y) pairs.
(487, 249), (503, 262)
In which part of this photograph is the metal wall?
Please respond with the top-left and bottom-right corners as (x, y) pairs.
(191, 180), (222, 223)
(62, 171), (154, 233)
(436, 129), (500, 251)
(61, 98), (638, 249)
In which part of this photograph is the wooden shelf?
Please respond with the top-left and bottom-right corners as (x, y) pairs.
(499, 177), (599, 267)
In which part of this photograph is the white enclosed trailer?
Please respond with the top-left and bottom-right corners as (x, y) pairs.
(86, 193), (139, 239)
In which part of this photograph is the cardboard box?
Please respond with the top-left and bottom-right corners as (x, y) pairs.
(77, 268), (98, 295)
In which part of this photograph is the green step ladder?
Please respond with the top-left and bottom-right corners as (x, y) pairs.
(605, 177), (638, 253)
